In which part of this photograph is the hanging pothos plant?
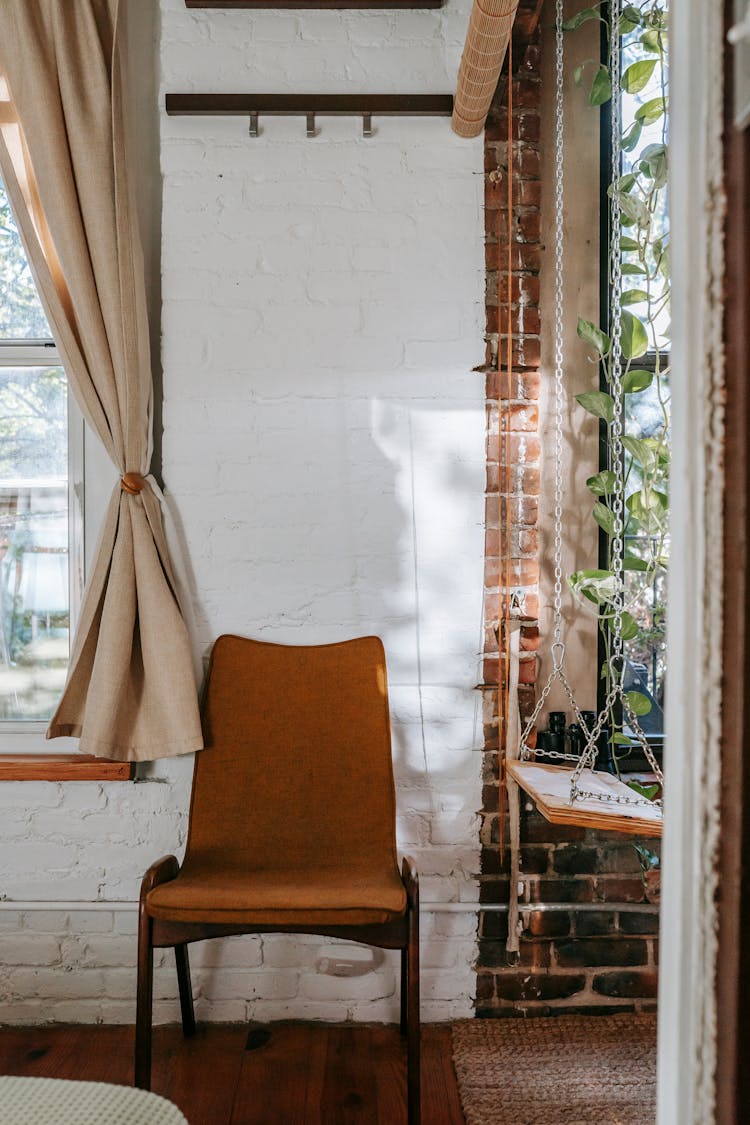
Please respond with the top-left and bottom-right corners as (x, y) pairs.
(567, 1), (670, 755)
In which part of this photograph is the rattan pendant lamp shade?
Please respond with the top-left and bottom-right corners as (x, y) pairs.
(452, 0), (520, 137)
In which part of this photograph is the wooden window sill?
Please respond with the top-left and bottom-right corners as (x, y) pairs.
(0, 755), (135, 781)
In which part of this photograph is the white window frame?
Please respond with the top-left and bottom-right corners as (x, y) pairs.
(0, 338), (85, 752)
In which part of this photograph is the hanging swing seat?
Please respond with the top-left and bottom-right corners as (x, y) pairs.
(506, 760), (663, 837)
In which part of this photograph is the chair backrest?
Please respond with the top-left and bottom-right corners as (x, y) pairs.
(184, 634), (400, 876)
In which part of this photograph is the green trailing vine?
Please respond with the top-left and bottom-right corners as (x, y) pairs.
(566, 2), (670, 759)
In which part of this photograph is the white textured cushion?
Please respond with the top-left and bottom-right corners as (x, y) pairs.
(0, 1076), (188, 1124)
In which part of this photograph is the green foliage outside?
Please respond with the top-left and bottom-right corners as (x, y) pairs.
(0, 184), (50, 339)
(0, 180), (68, 719)
(566, 2), (670, 755)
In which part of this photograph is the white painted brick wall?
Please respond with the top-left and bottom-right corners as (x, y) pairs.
(0, 0), (485, 1025)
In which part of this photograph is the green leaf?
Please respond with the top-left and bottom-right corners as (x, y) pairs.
(628, 780), (659, 801)
(622, 435), (654, 466)
(635, 97), (666, 124)
(573, 64), (585, 87)
(586, 469), (616, 496)
(568, 568), (616, 606)
(622, 59), (657, 94)
(618, 192), (650, 228)
(620, 236), (640, 252)
(589, 65), (612, 107)
(627, 489), (667, 534)
(620, 120), (643, 153)
(620, 288), (649, 306)
(619, 611), (640, 640)
(593, 501), (615, 535)
(639, 142), (668, 188)
(619, 5), (642, 33)
(623, 368), (653, 394)
(562, 7), (601, 31)
(640, 28), (663, 53)
(634, 843), (660, 868)
(620, 310), (649, 359)
(613, 732), (635, 746)
(618, 172), (638, 194)
(577, 317), (610, 355)
(625, 690), (653, 717)
(624, 553), (650, 572)
(621, 262), (648, 275)
(576, 390), (615, 422)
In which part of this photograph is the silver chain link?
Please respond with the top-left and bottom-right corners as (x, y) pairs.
(517, 0), (577, 759)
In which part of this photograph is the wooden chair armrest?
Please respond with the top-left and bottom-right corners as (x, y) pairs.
(140, 855), (180, 903)
(401, 855), (419, 908)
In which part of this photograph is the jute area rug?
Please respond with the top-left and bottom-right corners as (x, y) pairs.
(452, 1012), (657, 1125)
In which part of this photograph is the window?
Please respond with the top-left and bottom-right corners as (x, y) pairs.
(0, 177), (84, 741)
(600, 11), (670, 759)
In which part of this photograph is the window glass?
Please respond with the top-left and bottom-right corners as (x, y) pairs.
(0, 186), (51, 340)
(0, 179), (70, 721)
(619, 29), (670, 743)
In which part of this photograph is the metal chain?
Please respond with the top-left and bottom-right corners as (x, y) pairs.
(517, 0), (591, 764)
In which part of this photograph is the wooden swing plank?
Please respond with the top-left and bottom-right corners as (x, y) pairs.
(506, 761), (663, 837)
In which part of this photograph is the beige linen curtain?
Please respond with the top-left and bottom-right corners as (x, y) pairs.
(0, 0), (202, 761)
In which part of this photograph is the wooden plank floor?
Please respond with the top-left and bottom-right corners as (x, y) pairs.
(0, 1023), (465, 1125)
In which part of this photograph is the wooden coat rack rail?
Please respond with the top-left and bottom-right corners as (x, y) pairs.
(165, 93), (454, 136)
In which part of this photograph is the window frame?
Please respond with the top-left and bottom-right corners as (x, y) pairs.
(0, 338), (84, 751)
(596, 22), (669, 769)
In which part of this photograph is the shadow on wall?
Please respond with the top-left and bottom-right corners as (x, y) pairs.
(156, 389), (486, 1020)
(163, 389), (486, 858)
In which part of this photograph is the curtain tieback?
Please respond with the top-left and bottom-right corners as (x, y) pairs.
(121, 472), (147, 495)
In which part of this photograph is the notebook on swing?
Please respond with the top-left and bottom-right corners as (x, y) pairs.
(506, 760), (663, 837)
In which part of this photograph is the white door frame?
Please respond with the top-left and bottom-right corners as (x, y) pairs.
(657, 1), (726, 1121)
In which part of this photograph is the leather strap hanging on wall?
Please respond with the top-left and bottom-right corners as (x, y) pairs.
(452, 0), (521, 138)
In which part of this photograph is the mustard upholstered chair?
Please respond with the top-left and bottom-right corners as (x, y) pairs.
(135, 634), (420, 1122)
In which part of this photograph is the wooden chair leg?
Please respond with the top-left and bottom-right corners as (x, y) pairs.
(135, 910), (154, 1090)
(400, 946), (408, 1037)
(406, 901), (420, 1124)
(175, 944), (196, 1037)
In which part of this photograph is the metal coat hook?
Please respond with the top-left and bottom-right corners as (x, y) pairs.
(306, 112), (316, 138)
(362, 113), (373, 137)
(248, 111), (259, 137)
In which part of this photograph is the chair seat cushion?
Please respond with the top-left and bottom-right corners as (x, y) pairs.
(146, 862), (407, 927)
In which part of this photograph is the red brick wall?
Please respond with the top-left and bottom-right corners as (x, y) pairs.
(477, 20), (660, 1017)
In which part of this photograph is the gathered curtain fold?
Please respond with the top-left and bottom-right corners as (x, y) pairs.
(0, 0), (203, 761)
